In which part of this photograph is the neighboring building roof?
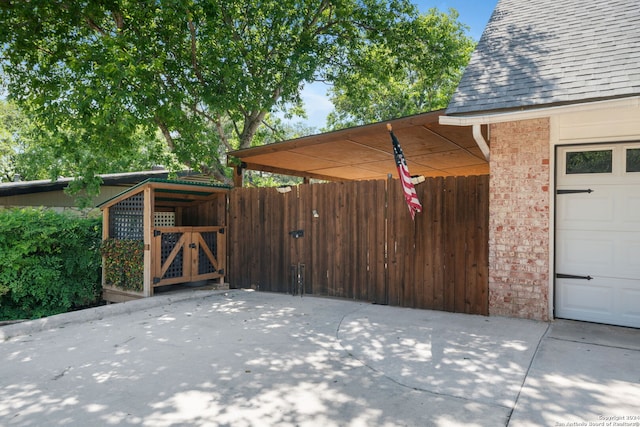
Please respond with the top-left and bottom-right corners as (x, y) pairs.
(0, 170), (174, 198)
(446, 0), (640, 115)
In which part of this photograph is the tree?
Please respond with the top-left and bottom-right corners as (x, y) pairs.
(325, 8), (475, 130)
(0, 100), (176, 193)
(0, 100), (23, 182)
(0, 0), (417, 188)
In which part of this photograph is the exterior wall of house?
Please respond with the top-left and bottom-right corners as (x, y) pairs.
(488, 118), (551, 320)
(553, 101), (640, 145)
(0, 186), (128, 215)
(486, 98), (640, 322)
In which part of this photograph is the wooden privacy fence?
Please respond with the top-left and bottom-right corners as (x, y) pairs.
(228, 175), (489, 315)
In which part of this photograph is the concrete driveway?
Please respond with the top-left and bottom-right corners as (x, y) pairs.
(1, 290), (639, 426)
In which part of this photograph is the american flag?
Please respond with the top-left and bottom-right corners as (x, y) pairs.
(387, 124), (422, 220)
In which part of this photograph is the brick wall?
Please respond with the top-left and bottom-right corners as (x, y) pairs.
(488, 118), (550, 320)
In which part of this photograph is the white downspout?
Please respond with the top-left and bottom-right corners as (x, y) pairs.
(472, 124), (490, 161)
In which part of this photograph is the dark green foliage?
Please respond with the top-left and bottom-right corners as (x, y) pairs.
(566, 150), (612, 174)
(627, 148), (640, 173)
(0, 208), (102, 320)
(0, 0), (421, 186)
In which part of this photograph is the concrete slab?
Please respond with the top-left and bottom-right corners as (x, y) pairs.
(509, 320), (640, 427)
(338, 304), (548, 408)
(1, 291), (639, 426)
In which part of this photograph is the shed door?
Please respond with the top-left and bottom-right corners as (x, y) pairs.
(555, 143), (640, 328)
(153, 226), (225, 287)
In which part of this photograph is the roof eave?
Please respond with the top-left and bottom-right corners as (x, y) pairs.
(440, 96), (640, 127)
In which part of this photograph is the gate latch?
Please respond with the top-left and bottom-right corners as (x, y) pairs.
(289, 229), (304, 238)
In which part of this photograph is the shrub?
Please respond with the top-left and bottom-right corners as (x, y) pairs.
(0, 208), (102, 320)
(100, 238), (144, 292)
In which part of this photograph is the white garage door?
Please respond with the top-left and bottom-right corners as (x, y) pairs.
(556, 143), (640, 328)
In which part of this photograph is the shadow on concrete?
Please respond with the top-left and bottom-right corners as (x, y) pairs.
(1, 291), (638, 426)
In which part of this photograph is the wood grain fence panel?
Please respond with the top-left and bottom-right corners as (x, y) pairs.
(309, 183), (327, 295)
(442, 176), (456, 312)
(228, 175), (488, 315)
(250, 188), (266, 289)
(334, 182), (348, 298)
(463, 176), (478, 314)
(228, 188), (249, 289)
(454, 176), (469, 313)
(299, 184), (313, 295)
(386, 178), (403, 307)
(417, 177), (435, 309)
(391, 177), (412, 308)
(375, 179), (388, 304)
(432, 177), (445, 311)
(366, 180), (387, 304)
(346, 181), (360, 301)
(263, 189), (280, 292)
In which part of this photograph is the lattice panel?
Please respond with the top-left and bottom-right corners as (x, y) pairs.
(154, 212), (175, 227)
(160, 232), (184, 279)
(109, 193), (144, 240)
(198, 231), (218, 275)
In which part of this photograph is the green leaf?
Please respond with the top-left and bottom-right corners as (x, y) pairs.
(0, 0), (434, 188)
(0, 208), (102, 320)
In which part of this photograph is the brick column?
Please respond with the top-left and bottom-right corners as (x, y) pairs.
(488, 118), (550, 320)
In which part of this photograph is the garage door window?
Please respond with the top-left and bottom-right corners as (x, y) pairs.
(626, 148), (640, 173)
(566, 150), (612, 174)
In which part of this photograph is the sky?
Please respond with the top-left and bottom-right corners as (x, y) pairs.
(299, 0), (499, 129)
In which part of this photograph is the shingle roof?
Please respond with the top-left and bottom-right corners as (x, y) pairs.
(446, 0), (640, 115)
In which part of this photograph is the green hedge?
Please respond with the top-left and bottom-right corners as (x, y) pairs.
(0, 208), (102, 320)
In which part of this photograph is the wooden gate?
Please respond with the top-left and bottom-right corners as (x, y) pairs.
(228, 176), (489, 315)
(153, 226), (225, 287)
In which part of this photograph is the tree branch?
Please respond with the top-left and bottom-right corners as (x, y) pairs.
(213, 114), (233, 151)
(239, 109), (267, 149)
(85, 17), (106, 35)
(112, 10), (124, 31)
(154, 117), (176, 151)
(198, 162), (232, 185)
(36, 46), (55, 56)
(186, 11), (206, 86)
(228, 111), (243, 141)
(221, 7), (244, 44)
(260, 119), (285, 142)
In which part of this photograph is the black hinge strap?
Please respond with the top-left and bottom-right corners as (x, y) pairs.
(556, 273), (593, 280)
(557, 189), (593, 194)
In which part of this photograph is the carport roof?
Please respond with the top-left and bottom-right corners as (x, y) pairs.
(228, 110), (488, 181)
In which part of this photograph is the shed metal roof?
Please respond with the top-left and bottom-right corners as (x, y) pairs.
(98, 178), (230, 209)
(447, 0), (640, 115)
(228, 110), (488, 181)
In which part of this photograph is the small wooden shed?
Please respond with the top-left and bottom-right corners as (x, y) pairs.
(98, 178), (230, 302)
